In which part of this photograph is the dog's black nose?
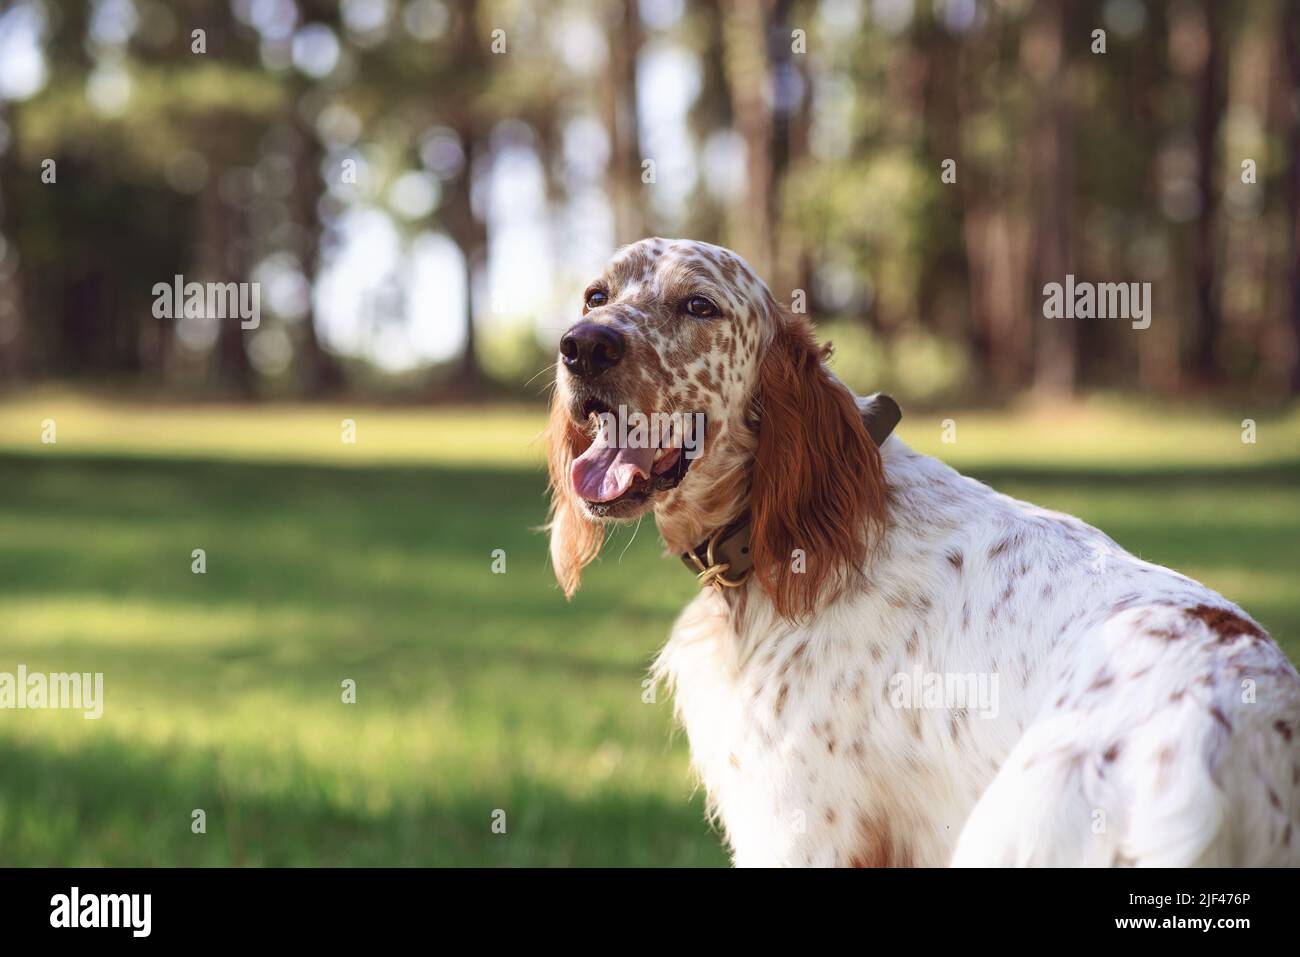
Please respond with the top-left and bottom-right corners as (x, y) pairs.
(559, 322), (625, 379)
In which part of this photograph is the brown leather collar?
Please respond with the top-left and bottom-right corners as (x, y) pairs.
(681, 393), (901, 591)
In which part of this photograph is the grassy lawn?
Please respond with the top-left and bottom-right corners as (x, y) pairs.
(0, 390), (1297, 866)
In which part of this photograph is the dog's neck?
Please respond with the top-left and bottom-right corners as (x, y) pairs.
(655, 394), (902, 590)
(651, 414), (758, 554)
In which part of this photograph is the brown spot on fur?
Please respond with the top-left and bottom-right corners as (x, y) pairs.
(1187, 604), (1265, 642)
(1268, 788), (1281, 810)
(1276, 721), (1294, 743)
(775, 682), (789, 719)
(1103, 743), (1121, 763)
(729, 752), (741, 770)
(848, 813), (913, 868)
(988, 533), (1022, 560)
(1090, 672), (1115, 692)
(946, 550), (964, 570)
(1209, 706), (1233, 733)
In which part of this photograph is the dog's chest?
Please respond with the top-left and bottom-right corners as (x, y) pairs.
(657, 591), (1015, 867)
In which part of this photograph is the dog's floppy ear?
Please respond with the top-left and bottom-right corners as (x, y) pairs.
(749, 307), (886, 619)
(546, 393), (604, 597)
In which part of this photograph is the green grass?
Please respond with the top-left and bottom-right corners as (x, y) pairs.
(0, 391), (1297, 865)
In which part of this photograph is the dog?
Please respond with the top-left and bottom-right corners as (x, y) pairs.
(546, 237), (1300, 866)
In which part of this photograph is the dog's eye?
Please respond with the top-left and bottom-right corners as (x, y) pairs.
(584, 289), (608, 311)
(685, 295), (719, 318)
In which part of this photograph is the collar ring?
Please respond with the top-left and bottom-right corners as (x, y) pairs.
(688, 526), (751, 591)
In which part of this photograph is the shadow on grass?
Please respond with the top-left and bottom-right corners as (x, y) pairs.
(0, 732), (726, 867)
(2, 449), (1297, 651)
(964, 461), (1300, 488)
(6, 448), (1298, 485)
(0, 452), (688, 627)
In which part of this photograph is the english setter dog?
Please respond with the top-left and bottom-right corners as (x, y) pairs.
(546, 237), (1300, 867)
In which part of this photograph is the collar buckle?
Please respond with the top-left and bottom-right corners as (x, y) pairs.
(679, 392), (900, 594)
(685, 525), (751, 591)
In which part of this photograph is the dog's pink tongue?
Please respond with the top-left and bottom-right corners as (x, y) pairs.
(571, 431), (657, 502)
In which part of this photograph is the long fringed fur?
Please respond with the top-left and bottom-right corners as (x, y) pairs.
(545, 393), (603, 596)
(749, 311), (887, 619)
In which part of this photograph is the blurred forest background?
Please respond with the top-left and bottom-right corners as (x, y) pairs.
(1, 0), (1298, 405)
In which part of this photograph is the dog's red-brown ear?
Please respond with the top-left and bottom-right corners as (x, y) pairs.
(749, 313), (886, 619)
(546, 393), (603, 597)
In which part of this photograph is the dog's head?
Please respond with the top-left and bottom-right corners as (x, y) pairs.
(547, 238), (886, 618)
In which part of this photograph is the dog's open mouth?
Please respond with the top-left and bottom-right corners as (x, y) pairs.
(570, 398), (699, 515)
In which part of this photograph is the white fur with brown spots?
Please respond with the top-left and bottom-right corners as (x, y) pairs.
(548, 238), (1300, 867)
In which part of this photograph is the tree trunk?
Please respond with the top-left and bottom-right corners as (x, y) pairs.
(292, 122), (345, 396)
(443, 0), (488, 396)
(1284, 1), (1300, 394)
(1027, 0), (1077, 398)
(1192, 0), (1225, 384)
(768, 0), (809, 295)
(198, 176), (254, 396)
(723, 0), (774, 277)
(916, 0), (975, 344)
(685, 1), (733, 251)
(604, 0), (647, 243)
(957, 4), (1034, 393)
(1134, 0), (1179, 393)
(0, 102), (26, 383)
